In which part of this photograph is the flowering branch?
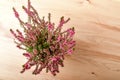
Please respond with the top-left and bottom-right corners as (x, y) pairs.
(10, 0), (75, 76)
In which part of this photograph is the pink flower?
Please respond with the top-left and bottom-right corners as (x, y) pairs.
(23, 53), (32, 59)
(68, 40), (76, 47)
(16, 29), (23, 37)
(33, 49), (38, 55)
(67, 28), (75, 37)
(69, 40), (76, 44)
(57, 35), (61, 42)
(13, 7), (19, 18)
(48, 23), (54, 31)
(17, 36), (25, 42)
(31, 35), (37, 41)
(60, 44), (64, 50)
(10, 29), (17, 38)
(22, 6), (35, 17)
(67, 49), (73, 55)
(58, 19), (64, 27)
(25, 23), (32, 29)
(24, 61), (31, 69)
(58, 17), (70, 27)
(51, 57), (57, 62)
(28, 0), (31, 10)
(63, 40), (67, 45)
(16, 45), (26, 50)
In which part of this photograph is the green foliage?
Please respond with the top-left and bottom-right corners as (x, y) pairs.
(42, 42), (50, 49)
(26, 46), (33, 53)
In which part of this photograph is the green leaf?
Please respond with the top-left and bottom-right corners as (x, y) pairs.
(38, 38), (42, 44)
(26, 46), (33, 52)
(42, 42), (50, 49)
(38, 45), (43, 50)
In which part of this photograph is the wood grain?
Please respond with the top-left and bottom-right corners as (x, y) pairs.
(0, 0), (120, 80)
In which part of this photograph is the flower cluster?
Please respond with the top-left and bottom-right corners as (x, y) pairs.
(10, 0), (75, 76)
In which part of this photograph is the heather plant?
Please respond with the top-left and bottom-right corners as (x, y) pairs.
(10, 0), (75, 76)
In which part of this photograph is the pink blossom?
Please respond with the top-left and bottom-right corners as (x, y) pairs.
(31, 35), (37, 41)
(33, 49), (38, 55)
(60, 44), (64, 50)
(16, 45), (25, 50)
(24, 61), (31, 69)
(58, 19), (64, 27)
(16, 29), (23, 37)
(23, 53), (32, 59)
(67, 49), (73, 55)
(28, 0), (31, 10)
(57, 35), (61, 42)
(22, 6), (34, 17)
(17, 36), (25, 42)
(25, 23), (32, 29)
(63, 40), (67, 45)
(51, 57), (57, 62)
(58, 17), (70, 27)
(68, 40), (76, 47)
(13, 7), (19, 18)
(10, 29), (17, 38)
(48, 23), (54, 31)
(67, 28), (75, 37)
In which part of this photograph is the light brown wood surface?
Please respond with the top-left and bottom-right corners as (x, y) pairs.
(0, 0), (120, 80)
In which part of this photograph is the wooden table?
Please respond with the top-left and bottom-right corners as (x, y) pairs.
(0, 0), (120, 80)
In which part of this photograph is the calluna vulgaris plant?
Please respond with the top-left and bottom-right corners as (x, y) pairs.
(10, 0), (75, 76)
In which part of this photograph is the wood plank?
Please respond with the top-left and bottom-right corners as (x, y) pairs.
(0, 0), (120, 80)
